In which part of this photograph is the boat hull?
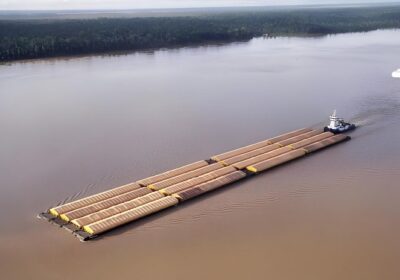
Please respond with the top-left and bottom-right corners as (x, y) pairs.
(324, 124), (356, 134)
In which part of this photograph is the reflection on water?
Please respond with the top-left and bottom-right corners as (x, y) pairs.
(0, 30), (400, 280)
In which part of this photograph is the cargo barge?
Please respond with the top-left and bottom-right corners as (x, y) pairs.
(39, 116), (354, 241)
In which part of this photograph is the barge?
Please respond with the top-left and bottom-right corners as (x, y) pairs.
(39, 115), (355, 241)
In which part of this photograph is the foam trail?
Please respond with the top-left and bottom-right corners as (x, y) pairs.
(350, 92), (400, 127)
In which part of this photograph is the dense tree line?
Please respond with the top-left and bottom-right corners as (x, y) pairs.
(1, 6), (400, 61)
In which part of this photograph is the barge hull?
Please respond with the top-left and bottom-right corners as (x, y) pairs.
(39, 127), (352, 240)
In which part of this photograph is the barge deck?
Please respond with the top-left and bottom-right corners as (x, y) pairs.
(38, 127), (351, 241)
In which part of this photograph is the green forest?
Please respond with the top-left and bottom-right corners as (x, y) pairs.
(1, 5), (400, 61)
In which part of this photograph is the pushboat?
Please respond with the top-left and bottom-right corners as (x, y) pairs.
(324, 110), (356, 134)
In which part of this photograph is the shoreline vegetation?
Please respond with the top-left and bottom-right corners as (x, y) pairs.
(1, 5), (400, 62)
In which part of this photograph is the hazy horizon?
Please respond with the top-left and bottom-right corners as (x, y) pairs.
(1, 0), (400, 11)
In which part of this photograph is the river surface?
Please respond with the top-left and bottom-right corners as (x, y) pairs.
(1, 29), (399, 280)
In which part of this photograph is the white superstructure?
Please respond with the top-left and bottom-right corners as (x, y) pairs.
(392, 69), (400, 78)
(327, 110), (341, 130)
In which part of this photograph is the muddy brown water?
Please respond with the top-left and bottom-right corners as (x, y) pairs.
(1, 30), (400, 279)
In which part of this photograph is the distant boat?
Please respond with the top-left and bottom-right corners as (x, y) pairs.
(392, 69), (400, 78)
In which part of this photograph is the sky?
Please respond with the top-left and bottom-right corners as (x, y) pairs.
(0, 0), (399, 10)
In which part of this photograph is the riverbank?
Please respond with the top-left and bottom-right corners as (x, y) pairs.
(1, 4), (400, 62)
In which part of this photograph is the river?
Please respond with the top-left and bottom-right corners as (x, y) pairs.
(0, 29), (399, 279)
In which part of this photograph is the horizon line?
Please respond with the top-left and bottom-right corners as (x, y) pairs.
(1, 2), (400, 12)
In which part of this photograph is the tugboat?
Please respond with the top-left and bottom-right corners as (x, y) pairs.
(324, 110), (356, 134)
